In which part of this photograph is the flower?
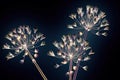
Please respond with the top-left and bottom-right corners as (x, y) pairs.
(48, 35), (93, 74)
(68, 5), (109, 36)
(3, 26), (45, 62)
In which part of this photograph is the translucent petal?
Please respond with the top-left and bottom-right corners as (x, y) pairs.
(99, 11), (106, 18)
(40, 36), (45, 40)
(40, 41), (45, 46)
(73, 23), (77, 27)
(53, 41), (59, 48)
(102, 32), (107, 36)
(66, 71), (73, 75)
(11, 41), (16, 45)
(67, 25), (74, 29)
(26, 26), (31, 35)
(77, 38), (82, 43)
(104, 27), (109, 30)
(82, 66), (88, 71)
(3, 43), (10, 49)
(33, 28), (38, 33)
(61, 55), (66, 59)
(79, 32), (83, 36)
(8, 32), (13, 37)
(25, 51), (28, 56)
(78, 58), (82, 61)
(73, 66), (77, 70)
(5, 35), (12, 41)
(83, 56), (90, 61)
(100, 20), (109, 27)
(34, 53), (38, 58)
(61, 60), (67, 64)
(66, 72), (69, 75)
(54, 64), (60, 68)
(6, 52), (15, 60)
(77, 8), (84, 16)
(96, 32), (100, 36)
(60, 43), (64, 48)
(32, 41), (35, 45)
(62, 35), (66, 42)
(69, 14), (76, 19)
(17, 36), (21, 41)
(34, 49), (38, 53)
(20, 59), (24, 64)
(57, 51), (62, 56)
(89, 50), (95, 55)
(85, 46), (91, 50)
(48, 51), (55, 57)
(15, 49), (20, 53)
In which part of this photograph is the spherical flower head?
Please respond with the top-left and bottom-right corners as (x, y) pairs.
(68, 5), (109, 36)
(3, 26), (45, 62)
(48, 35), (94, 72)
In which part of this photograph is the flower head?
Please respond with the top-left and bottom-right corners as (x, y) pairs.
(48, 35), (94, 73)
(3, 26), (45, 63)
(68, 5), (109, 36)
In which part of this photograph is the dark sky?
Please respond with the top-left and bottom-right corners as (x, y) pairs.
(0, 0), (119, 80)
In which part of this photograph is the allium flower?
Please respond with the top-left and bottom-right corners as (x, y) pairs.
(3, 26), (47, 80)
(68, 5), (109, 36)
(48, 35), (94, 80)
(3, 26), (45, 61)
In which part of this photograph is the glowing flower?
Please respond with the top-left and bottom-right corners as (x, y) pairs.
(48, 35), (94, 77)
(3, 26), (47, 80)
(3, 26), (45, 61)
(68, 5), (109, 36)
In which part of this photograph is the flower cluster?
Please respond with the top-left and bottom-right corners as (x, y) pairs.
(2, 5), (109, 80)
(3, 26), (45, 63)
(68, 5), (109, 36)
(48, 5), (109, 80)
(48, 35), (94, 74)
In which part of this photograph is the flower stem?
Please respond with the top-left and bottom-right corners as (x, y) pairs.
(27, 50), (48, 80)
(73, 30), (88, 80)
(69, 59), (73, 80)
(72, 61), (80, 80)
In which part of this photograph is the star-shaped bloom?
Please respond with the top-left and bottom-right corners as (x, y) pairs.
(3, 26), (45, 63)
(68, 5), (109, 36)
(48, 35), (94, 74)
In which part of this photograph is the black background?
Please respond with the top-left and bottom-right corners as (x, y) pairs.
(0, 0), (119, 80)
